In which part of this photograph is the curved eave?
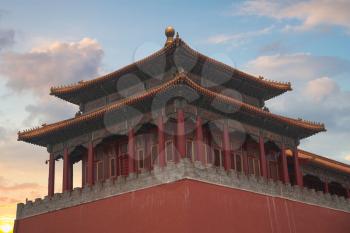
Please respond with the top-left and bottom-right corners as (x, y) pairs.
(50, 38), (292, 105)
(20, 73), (323, 146)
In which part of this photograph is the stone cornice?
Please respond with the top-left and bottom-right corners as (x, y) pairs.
(17, 159), (350, 220)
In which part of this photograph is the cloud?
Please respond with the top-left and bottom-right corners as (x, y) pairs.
(206, 26), (273, 45)
(0, 176), (41, 191)
(0, 197), (20, 204)
(0, 183), (40, 191)
(304, 77), (339, 102)
(0, 29), (15, 51)
(258, 41), (287, 55)
(245, 53), (350, 163)
(0, 11), (15, 51)
(0, 126), (7, 142)
(0, 174), (46, 216)
(0, 38), (103, 95)
(0, 38), (104, 124)
(345, 155), (350, 161)
(233, 0), (350, 32)
(23, 97), (77, 126)
(246, 53), (350, 82)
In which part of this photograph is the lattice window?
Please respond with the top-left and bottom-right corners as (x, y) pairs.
(269, 161), (279, 181)
(95, 161), (104, 181)
(186, 140), (194, 160)
(213, 148), (223, 167)
(235, 152), (243, 172)
(136, 135), (144, 149)
(248, 157), (260, 177)
(212, 133), (223, 147)
(137, 149), (145, 169)
(165, 140), (174, 161)
(119, 143), (128, 155)
(110, 157), (116, 177)
(151, 144), (159, 165)
(205, 143), (212, 164)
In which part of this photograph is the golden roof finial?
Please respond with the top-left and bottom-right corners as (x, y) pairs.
(165, 26), (175, 46)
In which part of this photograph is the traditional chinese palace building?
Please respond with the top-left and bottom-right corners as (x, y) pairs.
(15, 27), (350, 233)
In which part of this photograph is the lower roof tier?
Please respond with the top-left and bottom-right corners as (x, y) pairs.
(18, 72), (325, 146)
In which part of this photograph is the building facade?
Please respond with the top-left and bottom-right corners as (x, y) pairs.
(14, 27), (350, 233)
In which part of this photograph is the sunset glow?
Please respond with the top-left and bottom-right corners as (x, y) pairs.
(0, 216), (14, 233)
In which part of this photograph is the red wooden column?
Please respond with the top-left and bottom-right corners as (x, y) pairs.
(144, 134), (151, 171)
(195, 115), (205, 164)
(158, 114), (166, 168)
(206, 128), (213, 164)
(114, 143), (120, 177)
(324, 180), (329, 193)
(48, 153), (55, 197)
(62, 148), (70, 192)
(87, 141), (94, 186)
(176, 109), (186, 160)
(293, 147), (303, 186)
(222, 124), (231, 170)
(280, 144), (290, 183)
(128, 128), (136, 174)
(68, 160), (73, 190)
(242, 143), (249, 174)
(258, 135), (267, 178)
(82, 157), (85, 187)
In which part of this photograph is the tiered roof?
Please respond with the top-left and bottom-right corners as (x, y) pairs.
(18, 28), (325, 147)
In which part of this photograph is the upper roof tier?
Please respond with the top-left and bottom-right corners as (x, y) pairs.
(50, 33), (291, 105)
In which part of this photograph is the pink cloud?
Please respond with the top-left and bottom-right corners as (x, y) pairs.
(304, 77), (339, 102)
(0, 38), (104, 125)
(0, 197), (20, 204)
(0, 38), (103, 96)
(234, 0), (350, 32)
(246, 53), (349, 82)
(0, 176), (41, 191)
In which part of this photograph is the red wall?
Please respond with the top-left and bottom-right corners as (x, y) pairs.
(15, 179), (350, 233)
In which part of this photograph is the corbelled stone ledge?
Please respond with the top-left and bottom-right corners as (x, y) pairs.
(16, 159), (350, 219)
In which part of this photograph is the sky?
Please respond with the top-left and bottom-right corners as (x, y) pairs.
(1, 0), (350, 231)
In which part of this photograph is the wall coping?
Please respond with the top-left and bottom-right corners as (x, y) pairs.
(16, 159), (350, 219)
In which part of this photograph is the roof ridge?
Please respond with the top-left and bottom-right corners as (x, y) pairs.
(19, 72), (324, 141)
